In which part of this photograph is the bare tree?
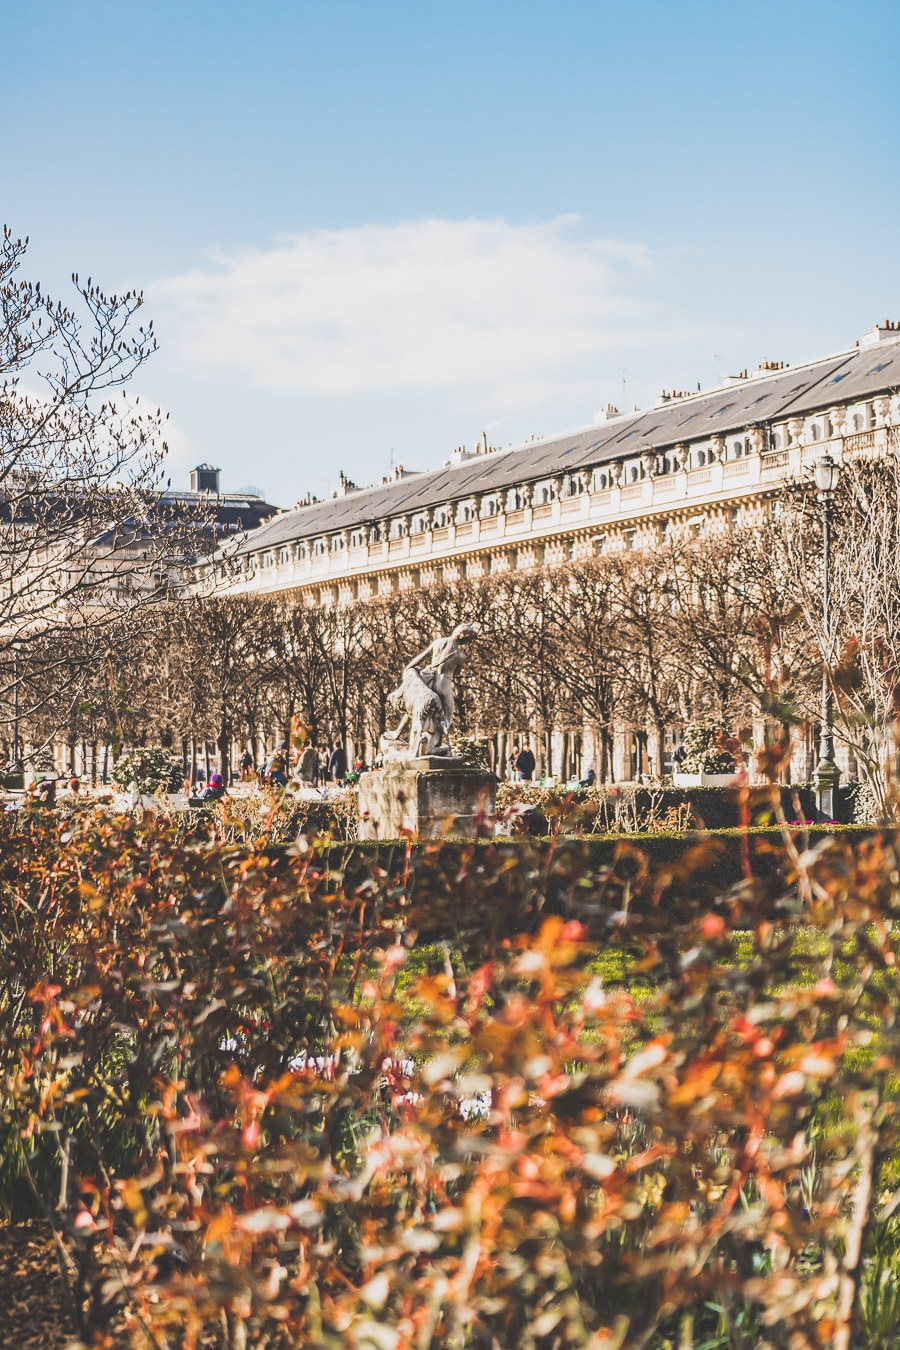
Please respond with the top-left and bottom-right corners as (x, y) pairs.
(0, 229), (207, 757)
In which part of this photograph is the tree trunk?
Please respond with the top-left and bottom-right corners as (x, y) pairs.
(218, 727), (231, 786)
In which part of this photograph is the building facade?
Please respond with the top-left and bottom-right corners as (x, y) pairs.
(209, 326), (900, 610)
(195, 326), (900, 783)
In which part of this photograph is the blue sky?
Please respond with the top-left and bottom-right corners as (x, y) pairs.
(7, 0), (900, 504)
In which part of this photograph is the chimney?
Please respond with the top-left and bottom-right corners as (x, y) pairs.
(860, 321), (900, 348)
(190, 464), (221, 493)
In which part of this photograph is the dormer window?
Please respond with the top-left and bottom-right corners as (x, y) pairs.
(369, 524), (382, 544)
(350, 529), (366, 548)
(313, 538), (327, 557)
(696, 450), (706, 467)
(480, 496), (498, 518)
(331, 534), (345, 552)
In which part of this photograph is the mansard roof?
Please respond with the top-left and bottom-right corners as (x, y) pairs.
(234, 335), (900, 556)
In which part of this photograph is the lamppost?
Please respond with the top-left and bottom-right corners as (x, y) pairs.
(9, 641), (22, 774)
(813, 453), (841, 821)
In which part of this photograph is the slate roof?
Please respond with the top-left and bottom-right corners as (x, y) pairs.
(233, 336), (900, 557)
(90, 491), (279, 549)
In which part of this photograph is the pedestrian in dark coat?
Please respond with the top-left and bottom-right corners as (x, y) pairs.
(514, 745), (536, 781)
(328, 742), (348, 782)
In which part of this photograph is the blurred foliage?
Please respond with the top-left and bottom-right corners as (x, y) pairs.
(110, 744), (185, 795)
(2, 806), (900, 1347)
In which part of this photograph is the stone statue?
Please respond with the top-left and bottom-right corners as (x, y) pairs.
(381, 624), (477, 762)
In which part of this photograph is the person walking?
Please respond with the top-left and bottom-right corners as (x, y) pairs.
(239, 747), (255, 781)
(328, 741), (348, 784)
(514, 744), (536, 782)
(298, 743), (317, 784)
(262, 742), (289, 788)
(509, 742), (520, 780)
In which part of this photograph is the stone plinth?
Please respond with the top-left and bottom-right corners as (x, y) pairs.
(358, 761), (496, 839)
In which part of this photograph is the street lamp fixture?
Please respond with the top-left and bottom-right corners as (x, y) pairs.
(814, 454), (841, 820)
(813, 453), (840, 495)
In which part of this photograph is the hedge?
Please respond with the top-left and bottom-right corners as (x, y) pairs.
(3, 809), (900, 1346)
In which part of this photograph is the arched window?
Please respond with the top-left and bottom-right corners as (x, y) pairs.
(630, 465), (639, 483)
(852, 413), (863, 431)
(697, 450), (706, 467)
(597, 471), (609, 490)
(732, 440), (743, 458)
(810, 423), (821, 442)
(540, 485), (551, 504)
(771, 430), (782, 451)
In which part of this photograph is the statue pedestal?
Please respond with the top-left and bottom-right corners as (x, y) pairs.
(358, 761), (496, 840)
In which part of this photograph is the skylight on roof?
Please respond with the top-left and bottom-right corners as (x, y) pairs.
(679, 414), (698, 424)
(831, 373), (848, 384)
(713, 405), (731, 415)
(869, 362), (889, 374)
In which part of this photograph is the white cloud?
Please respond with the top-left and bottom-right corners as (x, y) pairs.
(152, 217), (667, 402)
